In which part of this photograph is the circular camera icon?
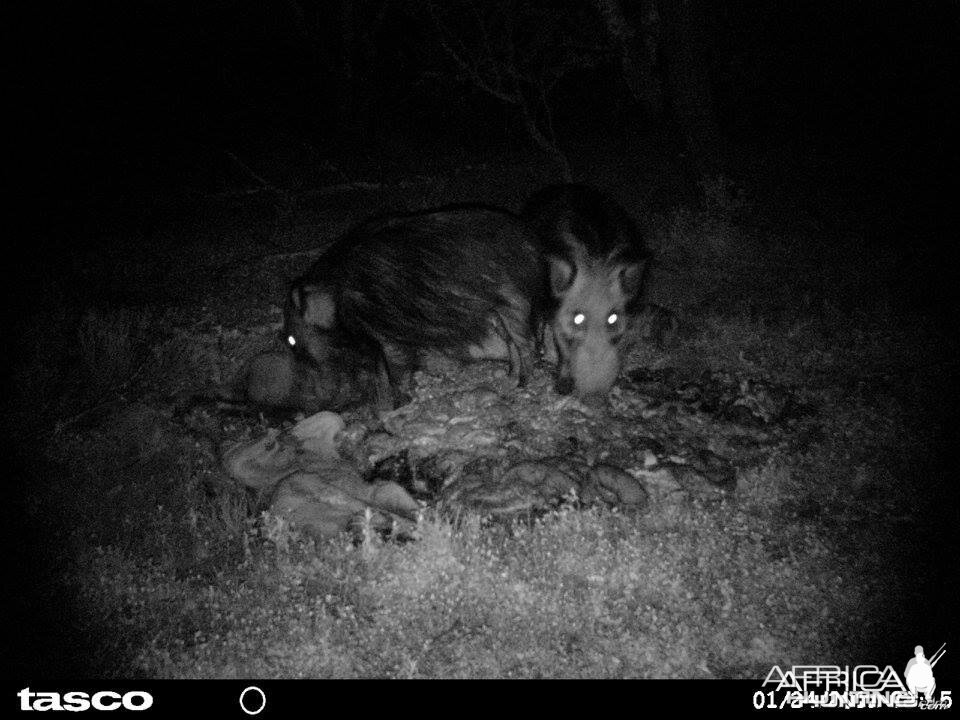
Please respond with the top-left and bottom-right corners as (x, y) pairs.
(239, 686), (266, 716)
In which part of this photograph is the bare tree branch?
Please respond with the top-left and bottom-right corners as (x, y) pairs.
(419, 0), (617, 180)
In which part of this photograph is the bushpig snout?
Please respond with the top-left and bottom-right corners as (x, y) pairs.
(555, 319), (622, 399)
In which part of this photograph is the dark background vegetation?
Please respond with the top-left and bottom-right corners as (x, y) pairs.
(6, 0), (958, 679)
(14, 1), (955, 275)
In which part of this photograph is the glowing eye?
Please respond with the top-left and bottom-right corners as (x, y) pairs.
(607, 313), (619, 325)
(287, 335), (297, 347)
(573, 313), (585, 326)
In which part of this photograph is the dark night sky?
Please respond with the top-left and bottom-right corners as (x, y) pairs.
(9, 1), (958, 263)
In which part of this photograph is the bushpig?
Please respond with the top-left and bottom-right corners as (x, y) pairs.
(522, 184), (650, 399)
(285, 206), (545, 408)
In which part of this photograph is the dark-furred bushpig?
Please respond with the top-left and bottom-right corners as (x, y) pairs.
(522, 184), (650, 400)
(285, 206), (545, 408)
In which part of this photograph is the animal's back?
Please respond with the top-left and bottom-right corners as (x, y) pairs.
(328, 206), (543, 350)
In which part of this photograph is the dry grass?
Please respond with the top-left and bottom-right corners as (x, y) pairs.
(15, 171), (954, 679)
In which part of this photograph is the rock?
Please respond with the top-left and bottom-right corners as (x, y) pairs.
(634, 466), (682, 493)
(268, 468), (419, 541)
(222, 411), (419, 539)
(221, 428), (296, 491)
(586, 464), (650, 508)
(670, 457), (737, 494)
(686, 449), (737, 491)
(289, 411), (344, 458)
(437, 456), (652, 516)
(441, 459), (578, 516)
(502, 461), (581, 500)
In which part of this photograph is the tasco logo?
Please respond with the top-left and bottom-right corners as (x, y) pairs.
(18, 689), (153, 712)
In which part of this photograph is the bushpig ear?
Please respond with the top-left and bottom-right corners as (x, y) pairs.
(548, 256), (576, 297)
(618, 260), (647, 298)
(288, 286), (303, 313)
(557, 220), (581, 254)
(301, 286), (337, 329)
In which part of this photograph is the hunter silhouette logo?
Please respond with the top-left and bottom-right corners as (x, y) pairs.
(904, 643), (945, 702)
